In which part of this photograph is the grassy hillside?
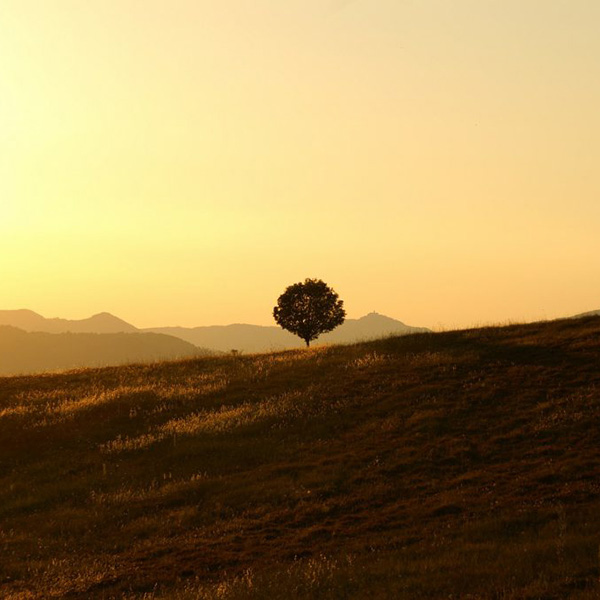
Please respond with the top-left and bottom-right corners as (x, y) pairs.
(2, 317), (600, 598)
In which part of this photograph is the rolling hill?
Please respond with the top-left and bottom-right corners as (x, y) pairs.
(0, 327), (210, 376)
(1, 316), (600, 598)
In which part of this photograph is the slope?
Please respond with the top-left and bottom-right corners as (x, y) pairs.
(1, 317), (600, 598)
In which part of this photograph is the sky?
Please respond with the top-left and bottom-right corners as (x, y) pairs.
(1, 0), (599, 329)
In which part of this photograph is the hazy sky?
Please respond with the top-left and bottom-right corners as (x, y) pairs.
(1, 1), (599, 329)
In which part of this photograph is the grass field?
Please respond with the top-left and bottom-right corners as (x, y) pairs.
(2, 317), (600, 599)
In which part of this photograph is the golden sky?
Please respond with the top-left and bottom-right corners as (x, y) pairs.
(1, 1), (599, 328)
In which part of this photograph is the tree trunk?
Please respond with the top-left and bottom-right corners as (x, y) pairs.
(305, 339), (310, 347)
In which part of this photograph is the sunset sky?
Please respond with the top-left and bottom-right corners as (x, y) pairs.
(1, 1), (599, 329)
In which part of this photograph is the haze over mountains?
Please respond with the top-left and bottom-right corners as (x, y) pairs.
(0, 310), (137, 334)
(0, 310), (215, 376)
(2, 307), (596, 376)
(0, 310), (430, 355)
(0, 327), (204, 376)
(145, 312), (430, 353)
(0, 310), (428, 375)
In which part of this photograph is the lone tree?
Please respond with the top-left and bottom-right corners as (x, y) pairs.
(273, 278), (346, 347)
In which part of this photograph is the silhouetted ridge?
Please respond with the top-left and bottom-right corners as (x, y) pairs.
(0, 310), (138, 334)
(145, 313), (430, 353)
(0, 309), (429, 354)
(0, 310), (48, 331)
(0, 326), (213, 376)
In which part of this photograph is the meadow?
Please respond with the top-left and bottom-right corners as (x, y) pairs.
(1, 317), (600, 598)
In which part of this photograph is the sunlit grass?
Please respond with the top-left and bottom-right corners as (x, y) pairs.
(101, 388), (338, 454)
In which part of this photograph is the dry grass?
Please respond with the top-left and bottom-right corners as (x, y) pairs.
(2, 317), (600, 598)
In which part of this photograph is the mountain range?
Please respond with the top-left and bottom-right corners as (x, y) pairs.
(1, 307), (598, 376)
(0, 309), (137, 334)
(0, 326), (206, 376)
(145, 312), (430, 353)
(0, 309), (430, 354)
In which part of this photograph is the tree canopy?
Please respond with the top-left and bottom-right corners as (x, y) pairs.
(273, 279), (346, 347)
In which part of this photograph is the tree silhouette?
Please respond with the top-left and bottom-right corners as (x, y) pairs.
(273, 279), (346, 347)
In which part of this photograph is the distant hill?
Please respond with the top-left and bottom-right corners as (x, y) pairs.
(0, 310), (138, 334)
(145, 312), (430, 353)
(0, 310), (429, 355)
(319, 312), (430, 345)
(0, 326), (208, 376)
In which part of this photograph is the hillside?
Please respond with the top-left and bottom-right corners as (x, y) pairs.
(0, 327), (211, 376)
(145, 312), (430, 353)
(1, 317), (600, 598)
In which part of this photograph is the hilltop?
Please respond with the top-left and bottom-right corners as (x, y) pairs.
(1, 317), (600, 598)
